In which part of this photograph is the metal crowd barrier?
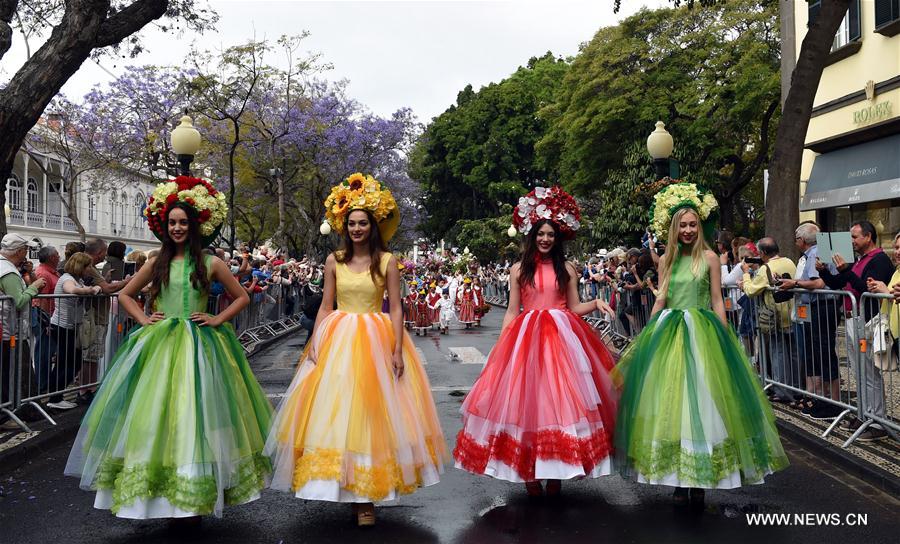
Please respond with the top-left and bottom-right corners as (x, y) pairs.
(1, 283), (306, 433)
(609, 280), (899, 448)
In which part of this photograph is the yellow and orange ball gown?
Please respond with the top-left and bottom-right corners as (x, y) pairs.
(265, 252), (448, 502)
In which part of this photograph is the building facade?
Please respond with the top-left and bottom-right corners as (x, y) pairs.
(793, 0), (900, 249)
(6, 145), (160, 256)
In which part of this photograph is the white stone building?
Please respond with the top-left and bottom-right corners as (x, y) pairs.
(6, 146), (160, 256)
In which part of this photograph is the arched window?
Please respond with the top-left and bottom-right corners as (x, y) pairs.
(7, 174), (21, 210)
(26, 179), (38, 213)
(133, 193), (144, 229)
(120, 191), (127, 231)
(110, 191), (119, 229)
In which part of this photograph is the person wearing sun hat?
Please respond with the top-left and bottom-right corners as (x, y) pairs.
(613, 181), (788, 508)
(0, 234), (46, 425)
(64, 175), (273, 522)
(265, 172), (447, 527)
(454, 185), (618, 498)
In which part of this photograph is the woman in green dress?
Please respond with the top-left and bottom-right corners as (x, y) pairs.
(65, 177), (272, 521)
(614, 182), (788, 507)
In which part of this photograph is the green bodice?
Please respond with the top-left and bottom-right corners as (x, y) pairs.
(666, 255), (710, 310)
(154, 255), (213, 317)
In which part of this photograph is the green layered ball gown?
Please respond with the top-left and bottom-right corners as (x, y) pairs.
(65, 256), (273, 518)
(614, 256), (788, 489)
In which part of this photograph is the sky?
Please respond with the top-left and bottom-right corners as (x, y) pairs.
(2, 0), (667, 124)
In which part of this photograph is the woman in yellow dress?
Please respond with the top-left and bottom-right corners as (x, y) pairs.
(265, 173), (447, 526)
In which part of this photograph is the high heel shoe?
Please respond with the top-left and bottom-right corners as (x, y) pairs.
(689, 488), (705, 509)
(545, 479), (561, 498)
(353, 503), (376, 527)
(525, 480), (543, 499)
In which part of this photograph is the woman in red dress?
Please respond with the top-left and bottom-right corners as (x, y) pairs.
(453, 186), (617, 498)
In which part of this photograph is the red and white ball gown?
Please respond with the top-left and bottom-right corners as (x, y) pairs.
(454, 258), (618, 482)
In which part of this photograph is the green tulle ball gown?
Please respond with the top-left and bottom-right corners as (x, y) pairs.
(614, 256), (789, 489)
(65, 256), (273, 518)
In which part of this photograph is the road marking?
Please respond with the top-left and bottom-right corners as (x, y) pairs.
(448, 347), (486, 365)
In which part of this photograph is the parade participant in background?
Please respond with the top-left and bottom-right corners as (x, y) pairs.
(266, 173), (447, 527)
(457, 278), (477, 328)
(404, 281), (419, 329)
(434, 288), (456, 334)
(472, 276), (484, 326)
(65, 177), (273, 522)
(614, 182), (788, 509)
(454, 186), (618, 498)
(414, 289), (432, 336)
(427, 283), (441, 328)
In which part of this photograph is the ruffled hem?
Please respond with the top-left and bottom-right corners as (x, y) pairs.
(454, 427), (612, 482)
(84, 454), (270, 517)
(277, 446), (443, 502)
(266, 311), (448, 501)
(614, 308), (789, 487)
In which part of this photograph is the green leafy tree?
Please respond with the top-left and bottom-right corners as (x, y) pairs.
(410, 52), (569, 241)
(538, 0), (779, 243)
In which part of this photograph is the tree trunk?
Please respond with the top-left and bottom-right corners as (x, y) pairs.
(718, 192), (735, 232)
(767, 0), (850, 259)
(0, 0), (169, 236)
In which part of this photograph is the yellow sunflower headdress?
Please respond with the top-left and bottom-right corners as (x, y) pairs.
(319, 173), (400, 242)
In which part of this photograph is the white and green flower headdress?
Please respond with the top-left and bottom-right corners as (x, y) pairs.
(649, 181), (719, 241)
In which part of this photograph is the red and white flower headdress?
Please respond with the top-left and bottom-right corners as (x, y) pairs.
(511, 186), (581, 240)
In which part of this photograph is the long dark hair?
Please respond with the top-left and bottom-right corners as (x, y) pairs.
(334, 209), (386, 285)
(148, 202), (210, 307)
(518, 219), (569, 293)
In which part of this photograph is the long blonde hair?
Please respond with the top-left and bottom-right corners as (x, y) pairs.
(657, 207), (711, 297)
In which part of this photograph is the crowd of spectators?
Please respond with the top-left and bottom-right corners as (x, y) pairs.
(0, 236), (324, 430)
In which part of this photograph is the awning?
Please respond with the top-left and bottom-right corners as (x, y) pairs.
(800, 133), (900, 211)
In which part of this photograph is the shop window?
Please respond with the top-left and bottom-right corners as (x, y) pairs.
(875, 0), (900, 36)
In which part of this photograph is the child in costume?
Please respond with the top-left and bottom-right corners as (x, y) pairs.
(454, 186), (618, 497)
(404, 282), (419, 329)
(614, 182), (788, 508)
(457, 279), (477, 328)
(427, 283), (442, 328)
(414, 289), (432, 336)
(265, 173), (447, 527)
(472, 277), (484, 326)
(65, 177), (273, 521)
(435, 289), (456, 334)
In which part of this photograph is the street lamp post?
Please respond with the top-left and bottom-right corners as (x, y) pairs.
(170, 115), (201, 176)
(646, 120), (674, 180)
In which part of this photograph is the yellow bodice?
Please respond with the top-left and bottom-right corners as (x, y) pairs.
(334, 252), (392, 314)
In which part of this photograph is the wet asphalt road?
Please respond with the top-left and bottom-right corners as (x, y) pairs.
(2, 308), (899, 544)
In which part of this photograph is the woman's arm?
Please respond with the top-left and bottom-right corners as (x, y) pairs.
(500, 263), (522, 333)
(313, 254), (337, 333)
(565, 262), (612, 317)
(117, 257), (160, 325)
(707, 251), (728, 326)
(61, 278), (101, 296)
(385, 255), (405, 378)
(192, 257), (250, 326)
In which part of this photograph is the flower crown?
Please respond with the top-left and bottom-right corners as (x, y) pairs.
(649, 181), (718, 240)
(322, 173), (400, 242)
(145, 176), (228, 241)
(512, 186), (581, 240)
